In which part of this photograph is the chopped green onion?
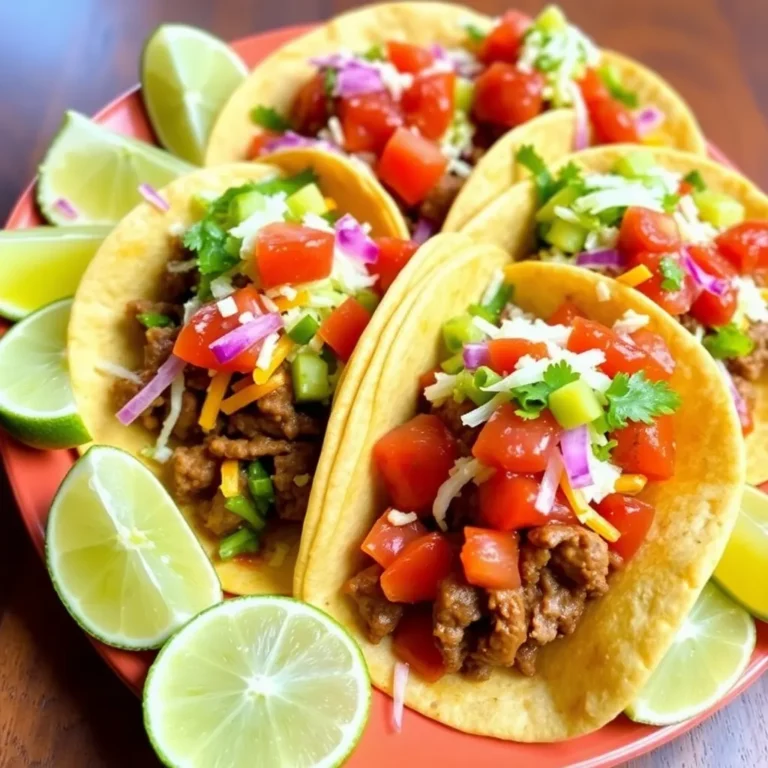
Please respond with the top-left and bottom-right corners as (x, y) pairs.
(455, 367), (497, 406)
(442, 314), (484, 354)
(598, 65), (639, 108)
(137, 312), (172, 329)
(219, 528), (260, 560)
(470, 283), (513, 324)
(225, 494), (267, 531)
(292, 352), (331, 402)
(441, 353), (465, 375)
(683, 170), (706, 193)
(250, 105), (290, 132)
(354, 289), (380, 314)
(288, 314), (320, 345)
(548, 379), (604, 429)
(247, 460), (275, 506)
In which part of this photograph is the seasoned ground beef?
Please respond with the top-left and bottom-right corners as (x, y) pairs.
(727, 321), (768, 382)
(257, 365), (323, 439)
(173, 390), (201, 442)
(162, 253), (198, 302)
(143, 326), (178, 372)
(471, 588), (527, 669)
(273, 442), (320, 521)
(206, 434), (292, 460)
(171, 445), (218, 501)
(344, 565), (403, 644)
(126, 299), (181, 323)
(433, 573), (483, 672)
(431, 398), (480, 454)
(200, 492), (242, 537)
(419, 174), (465, 226)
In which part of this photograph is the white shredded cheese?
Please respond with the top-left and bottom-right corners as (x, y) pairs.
(432, 458), (482, 531)
(734, 276), (768, 323)
(471, 315), (502, 338)
(424, 372), (458, 404)
(151, 373), (185, 464)
(596, 281), (612, 302)
(302, 212), (335, 233)
(210, 275), (235, 299)
(612, 309), (649, 336)
(183, 298), (202, 324)
(481, 269), (504, 305)
(497, 315), (572, 346)
(371, 60), (414, 101)
(308, 335), (324, 353)
(554, 206), (583, 225)
(460, 392), (511, 428)
(216, 296), (237, 318)
(167, 260), (197, 274)
(256, 332), (279, 370)
(238, 311), (255, 325)
(95, 360), (142, 384)
(673, 194), (719, 244)
(580, 452), (622, 504)
(387, 510), (418, 527)
(327, 116), (345, 146)
(261, 295), (279, 313)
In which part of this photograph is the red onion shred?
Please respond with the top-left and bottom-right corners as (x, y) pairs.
(138, 183), (170, 212)
(335, 214), (380, 264)
(412, 218), (435, 245)
(635, 106), (665, 137)
(682, 250), (729, 297)
(575, 248), (624, 268)
(560, 425), (593, 488)
(335, 60), (385, 98)
(209, 313), (283, 365)
(535, 449), (563, 514)
(116, 354), (186, 426)
(54, 198), (78, 220)
(392, 661), (409, 733)
(263, 131), (339, 155)
(462, 343), (489, 372)
(571, 83), (590, 151)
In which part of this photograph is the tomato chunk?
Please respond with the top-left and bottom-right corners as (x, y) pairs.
(374, 414), (458, 512)
(487, 338), (548, 375)
(716, 221), (768, 274)
(461, 527), (520, 590)
(478, 472), (576, 531)
(386, 40), (434, 73)
(246, 131), (276, 160)
(338, 91), (402, 154)
(381, 532), (454, 602)
(687, 244), (738, 327)
(371, 237), (419, 293)
(402, 71), (455, 140)
(618, 207), (681, 256)
(567, 317), (672, 381)
(361, 509), (428, 568)
(377, 127), (448, 205)
(548, 300), (586, 326)
(596, 494), (655, 561)
(626, 251), (696, 317)
(254, 223), (334, 289)
(291, 73), (331, 135)
(629, 329), (676, 378)
(578, 68), (610, 105)
(478, 10), (532, 64)
(588, 98), (640, 144)
(472, 62), (545, 128)
(472, 404), (560, 473)
(611, 415), (675, 480)
(392, 608), (446, 682)
(174, 286), (264, 373)
(318, 297), (371, 362)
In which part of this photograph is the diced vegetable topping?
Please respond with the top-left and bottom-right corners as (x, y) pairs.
(254, 223), (335, 289)
(318, 297), (371, 362)
(361, 510), (428, 568)
(291, 352), (331, 402)
(380, 532), (454, 602)
(460, 527), (521, 590)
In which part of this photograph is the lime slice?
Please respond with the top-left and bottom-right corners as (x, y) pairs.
(141, 24), (247, 165)
(626, 582), (755, 726)
(0, 226), (109, 320)
(144, 596), (371, 767)
(0, 298), (90, 449)
(37, 110), (195, 225)
(47, 445), (222, 649)
(714, 485), (768, 621)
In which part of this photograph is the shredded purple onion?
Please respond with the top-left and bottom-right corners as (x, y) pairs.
(53, 198), (78, 220)
(575, 248), (624, 268)
(412, 218), (435, 245)
(262, 131), (339, 156)
(571, 83), (590, 151)
(335, 59), (385, 98)
(462, 343), (489, 372)
(716, 361), (751, 426)
(309, 53), (351, 70)
(334, 214), (380, 264)
(635, 106), (665, 137)
(116, 354), (186, 426)
(682, 249), (729, 296)
(138, 183), (170, 212)
(560, 425), (593, 489)
(535, 449), (563, 515)
(209, 313), (283, 365)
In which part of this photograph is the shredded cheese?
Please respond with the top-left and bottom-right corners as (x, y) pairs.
(198, 371), (232, 431)
(253, 335), (294, 385)
(216, 296), (238, 318)
(220, 460), (240, 498)
(596, 281), (612, 302)
(614, 474), (648, 494)
(560, 473), (620, 542)
(387, 510), (418, 526)
(152, 373), (186, 463)
(220, 376), (283, 415)
(272, 290), (310, 312)
(617, 265), (653, 288)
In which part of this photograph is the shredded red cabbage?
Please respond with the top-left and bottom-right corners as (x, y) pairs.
(335, 214), (380, 264)
(209, 313), (283, 365)
(53, 198), (78, 220)
(575, 248), (624, 268)
(116, 354), (186, 426)
(571, 83), (589, 150)
(682, 249), (729, 296)
(412, 218), (434, 245)
(138, 183), (170, 212)
(263, 131), (339, 155)
(560, 425), (592, 488)
(635, 106), (665, 137)
(462, 343), (489, 371)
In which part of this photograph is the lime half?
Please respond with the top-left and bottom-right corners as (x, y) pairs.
(144, 596), (371, 768)
(47, 445), (222, 649)
(0, 226), (109, 320)
(0, 298), (90, 448)
(142, 24), (247, 165)
(37, 110), (195, 225)
(626, 582), (755, 726)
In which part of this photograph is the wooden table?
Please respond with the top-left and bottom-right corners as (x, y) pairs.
(0, 1), (766, 766)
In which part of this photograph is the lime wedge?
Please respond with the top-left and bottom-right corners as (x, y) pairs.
(47, 445), (222, 649)
(714, 485), (768, 621)
(144, 596), (371, 767)
(626, 582), (755, 726)
(37, 110), (195, 225)
(0, 298), (90, 449)
(141, 24), (247, 165)
(0, 226), (109, 320)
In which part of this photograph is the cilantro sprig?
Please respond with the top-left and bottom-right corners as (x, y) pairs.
(683, 170), (707, 193)
(249, 105), (290, 132)
(511, 360), (579, 419)
(515, 146), (585, 204)
(592, 439), (618, 462)
(604, 372), (681, 429)
(659, 256), (685, 292)
(703, 323), (755, 359)
(464, 23), (487, 44)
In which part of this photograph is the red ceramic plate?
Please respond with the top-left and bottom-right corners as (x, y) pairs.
(2, 23), (766, 768)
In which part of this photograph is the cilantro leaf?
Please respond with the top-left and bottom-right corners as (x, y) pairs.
(542, 360), (578, 391)
(592, 439), (618, 462)
(659, 256), (684, 292)
(183, 219), (237, 277)
(323, 67), (338, 97)
(362, 44), (384, 61)
(464, 23), (487, 43)
(598, 65), (638, 108)
(516, 145), (555, 203)
(604, 372), (681, 430)
(703, 323), (755, 359)
(512, 381), (551, 420)
(249, 105), (290, 132)
(555, 162), (585, 192)
(683, 170), (706, 193)
(662, 193), (681, 213)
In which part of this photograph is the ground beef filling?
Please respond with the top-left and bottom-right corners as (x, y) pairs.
(112, 255), (329, 543)
(725, 321), (768, 409)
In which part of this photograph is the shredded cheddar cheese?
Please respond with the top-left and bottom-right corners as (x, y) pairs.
(272, 291), (310, 313)
(220, 460), (240, 498)
(198, 371), (232, 431)
(323, 197), (337, 211)
(253, 335), (294, 385)
(617, 265), (653, 288)
(231, 376), (253, 393)
(560, 473), (621, 543)
(615, 474), (647, 494)
(220, 376), (283, 415)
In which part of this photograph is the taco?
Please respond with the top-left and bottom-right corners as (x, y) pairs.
(205, 3), (706, 236)
(460, 144), (768, 484)
(298, 253), (744, 741)
(68, 150), (424, 596)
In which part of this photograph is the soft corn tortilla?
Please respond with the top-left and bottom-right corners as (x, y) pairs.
(460, 144), (768, 484)
(68, 153), (409, 596)
(300, 253), (745, 742)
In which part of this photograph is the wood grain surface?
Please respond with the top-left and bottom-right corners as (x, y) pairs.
(0, 1), (766, 766)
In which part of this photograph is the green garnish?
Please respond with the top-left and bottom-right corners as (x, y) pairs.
(362, 44), (385, 61)
(703, 323), (755, 360)
(224, 494), (267, 531)
(510, 361), (579, 419)
(323, 68), (338, 98)
(470, 283), (513, 323)
(592, 439), (618, 462)
(250, 105), (290, 132)
(464, 23), (487, 43)
(662, 193), (681, 213)
(516, 145), (556, 203)
(659, 256), (685, 292)
(598, 65), (638, 108)
(247, 460), (275, 513)
(287, 314), (320, 345)
(683, 170), (707, 193)
(219, 528), (260, 560)
(604, 372), (681, 429)
(137, 312), (172, 329)
(543, 360), (579, 391)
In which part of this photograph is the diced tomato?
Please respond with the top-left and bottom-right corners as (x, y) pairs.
(381, 532), (454, 602)
(687, 244), (738, 327)
(626, 251), (696, 317)
(392, 608), (446, 682)
(472, 62), (545, 128)
(317, 297), (371, 362)
(716, 221), (768, 274)
(611, 415), (675, 480)
(402, 71), (455, 140)
(578, 68), (610, 105)
(588, 98), (640, 144)
(618, 207), (681, 256)
(629, 329), (676, 378)
(254, 223), (334, 289)
(472, 404), (560, 473)
(173, 286), (264, 373)
(460, 527), (521, 590)
(678, 180), (695, 197)
(246, 131), (276, 160)
(478, 10), (532, 64)
(386, 41), (434, 74)
(418, 366), (440, 392)
(361, 509), (428, 568)
(596, 494), (655, 561)
(487, 338), (548, 375)
(338, 91), (402, 154)
(377, 127), (448, 206)
(567, 317), (672, 381)
(548, 300), (586, 326)
(374, 413), (458, 512)
(370, 237), (419, 293)
(478, 473), (576, 531)
(291, 73), (330, 135)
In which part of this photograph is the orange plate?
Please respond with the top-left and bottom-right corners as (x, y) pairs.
(1, 24), (766, 768)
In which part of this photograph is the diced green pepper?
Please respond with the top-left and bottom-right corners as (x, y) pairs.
(543, 218), (587, 253)
(535, 4), (567, 31)
(247, 460), (275, 508)
(354, 289), (380, 314)
(224, 494), (267, 531)
(454, 77), (475, 112)
(292, 352), (331, 402)
(474, 366), (502, 391)
(470, 283), (513, 323)
(693, 190), (745, 228)
(219, 528), (260, 560)
(287, 314), (320, 345)
(442, 313), (484, 354)
(548, 379), (604, 429)
(286, 183), (327, 220)
(230, 190), (267, 223)
(535, 186), (581, 223)
(441, 353), (465, 375)
(614, 150), (656, 179)
(137, 312), (172, 329)
(454, 366), (500, 406)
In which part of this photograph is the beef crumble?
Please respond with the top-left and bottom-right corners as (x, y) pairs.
(345, 564), (404, 644)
